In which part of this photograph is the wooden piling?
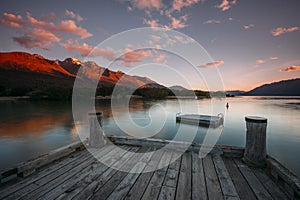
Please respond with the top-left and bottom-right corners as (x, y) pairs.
(88, 112), (105, 148)
(243, 116), (267, 167)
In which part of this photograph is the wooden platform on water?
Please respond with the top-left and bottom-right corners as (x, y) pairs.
(176, 114), (224, 128)
(0, 138), (299, 200)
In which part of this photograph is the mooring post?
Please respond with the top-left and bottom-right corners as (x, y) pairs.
(88, 112), (105, 148)
(243, 116), (267, 167)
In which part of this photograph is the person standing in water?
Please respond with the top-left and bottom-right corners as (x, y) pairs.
(226, 102), (229, 109)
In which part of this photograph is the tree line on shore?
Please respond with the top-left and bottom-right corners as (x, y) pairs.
(0, 85), (225, 101)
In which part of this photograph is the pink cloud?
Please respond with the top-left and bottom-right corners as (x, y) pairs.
(57, 20), (92, 38)
(153, 54), (166, 62)
(26, 13), (92, 39)
(12, 28), (61, 50)
(129, 0), (163, 10)
(65, 10), (83, 22)
(255, 59), (265, 64)
(143, 19), (159, 27)
(144, 15), (188, 30)
(216, 0), (237, 11)
(31, 28), (61, 44)
(172, 0), (201, 12)
(269, 56), (279, 60)
(13, 36), (48, 50)
(26, 12), (55, 29)
(199, 61), (224, 68)
(271, 26), (299, 36)
(279, 65), (300, 72)
(62, 40), (115, 60)
(170, 16), (187, 29)
(116, 50), (152, 63)
(0, 12), (26, 28)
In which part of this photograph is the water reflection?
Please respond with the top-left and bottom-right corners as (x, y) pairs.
(0, 97), (299, 177)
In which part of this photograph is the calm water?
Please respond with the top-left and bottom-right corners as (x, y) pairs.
(0, 96), (299, 177)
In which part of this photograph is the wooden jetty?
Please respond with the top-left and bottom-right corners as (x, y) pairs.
(0, 115), (299, 199)
(176, 113), (224, 128)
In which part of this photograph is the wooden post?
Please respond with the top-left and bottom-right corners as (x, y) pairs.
(88, 112), (105, 148)
(243, 116), (267, 167)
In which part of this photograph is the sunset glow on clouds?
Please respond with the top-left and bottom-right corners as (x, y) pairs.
(271, 26), (299, 36)
(279, 65), (300, 72)
(199, 61), (224, 68)
(0, 0), (299, 90)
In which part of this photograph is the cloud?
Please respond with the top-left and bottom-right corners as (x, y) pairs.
(151, 35), (161, 42)
(172, 0), (201, 12)
(129, 0), (163, 10)
(40, 12), (57, 21)
(271, 26), (299, 36)
(198, 61), (224, 68)
(13, 28), (61, 50)
(203, 19), (221, 24)
(243, 24), (254, 29)
(253, 57), (279, 67)
(31, 28), (61, 44)
(255, 59), (265, 64)
(269, 56), (278, 60)
(170, 16), (187, 29)
(116, 49), (152, 63)
(62, 40), (115, 60)
(279, 65), (300, 72)
(143, 19), (159, 27)
(65, 10), (83, 22)
(174, 35), (194, 44)
(216, 0), (237, 11)
(153, 54), (166, 62)
(26, 13), (92, 39)
(0, 12), (26, 28)
(13, 36), (48, 50)
(57, 20), (92, 39)
(143, 15), (188, 30)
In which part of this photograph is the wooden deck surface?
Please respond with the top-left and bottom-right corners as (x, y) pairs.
(0, 144), (289, 200)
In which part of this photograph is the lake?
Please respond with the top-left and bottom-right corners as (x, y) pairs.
(0, 96), (299, 177)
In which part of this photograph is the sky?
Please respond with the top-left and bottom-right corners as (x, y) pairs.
(0, 0), (299, 91)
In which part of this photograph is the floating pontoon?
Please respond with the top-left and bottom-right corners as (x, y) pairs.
(176, 113), (224, 127)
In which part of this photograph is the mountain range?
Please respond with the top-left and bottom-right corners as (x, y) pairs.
(244, 78), (300, 96)
(0, 51), (299, 97)
(0, 52), (163, 97)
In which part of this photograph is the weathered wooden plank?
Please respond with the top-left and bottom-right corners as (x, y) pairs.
(108, 136), (245, 155)
(191, 152), (207, 200)
(176, 151), (192, 200)
(0, 140), (86, 182)
(18, 154), (95, 200)
(202, 155), (223, 200)
(14, 145), (122, 200)
(0, 148), (91, 199)
(252, 168), (289, 200)
(266, 156), (300, 199)
(158, 186), (176, 200)
(222, 157), (256, 199)
(212, 155), (240, 199)
(234, 159), (272, 200)
(2, 150), (93, 200)
(37, 145), (121, 200)
(90, 147), (149, 200)
(124, 148), (164, 200)
(106, 148), (155, 200)
(163, 151), (182, 188)
(141, 150), (173, 200)
(67, 146), (139, 200)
